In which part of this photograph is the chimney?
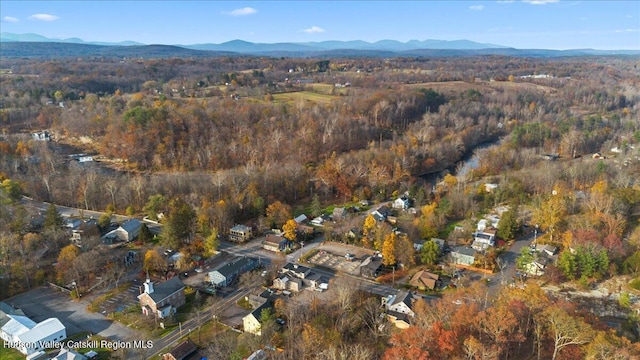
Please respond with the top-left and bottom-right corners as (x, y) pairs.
(144, 277), (154, 294)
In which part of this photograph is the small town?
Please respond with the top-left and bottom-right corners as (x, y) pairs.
(1, 1), (640, 360)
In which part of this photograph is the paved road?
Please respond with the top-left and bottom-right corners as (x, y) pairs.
(487, 228), (540, 293)
(5, 286), (141, 341)
(21, 196), (162, 234)
(146, 287), (250, 359)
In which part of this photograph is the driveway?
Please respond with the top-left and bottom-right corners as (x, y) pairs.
(5, 286), (141, 341)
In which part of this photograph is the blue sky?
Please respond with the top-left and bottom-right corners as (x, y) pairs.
(1, 1), (638, 50)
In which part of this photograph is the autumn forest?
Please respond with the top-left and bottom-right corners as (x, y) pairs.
(1, 53), (640, 359)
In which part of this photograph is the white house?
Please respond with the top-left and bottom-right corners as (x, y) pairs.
(0, 314), (66, 356)
(242, 302), (272, 336)
(102, 219), (142, 243)
(382, 291), (417, 329)
(472, 228), (496, 251)
(392, 196), (411, 210)
(294, 214), (308, 224)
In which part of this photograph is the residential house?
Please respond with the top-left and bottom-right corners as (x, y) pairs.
(229, 224), (253, 243)
(102, 219), (142, 243)
(535, 244), (558, 257)
(408, 270), (440, 291)
(450, 246), (476, 266)
(524, 257), (548, 277)
(392, 196), (411, 210)
(294, 214), (308, 224)
(161, 339), (197, 360)
(273, 274), (302, 292)
(472, 228), (496, 251)
(208, 256), (258, 287)
(0, 302), (66, 356)
(243, 302), (273, 336)
(137, 276), (186, 319)
(69, 219), (99, 248)
(306, 273), (330, 291)
(310, 216), (325, 226)
(371, 205), (391, 222)
(382, 291), (417, 329)
(359, 255), (383, 278)
(282, 263), (311, 279)
(262, 234), (290, 253)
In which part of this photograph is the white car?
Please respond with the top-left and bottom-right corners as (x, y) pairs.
(195, 267), (204, 273)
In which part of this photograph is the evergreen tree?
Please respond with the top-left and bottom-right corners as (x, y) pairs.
(44, 203), (63, 229)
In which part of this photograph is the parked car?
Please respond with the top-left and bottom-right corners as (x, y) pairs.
(195, 267), (204, 273)
(345, 253), (355, 261)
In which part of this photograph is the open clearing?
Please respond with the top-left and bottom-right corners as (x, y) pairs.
(405, 80), (557, 94)
(272, 91), (337, 104)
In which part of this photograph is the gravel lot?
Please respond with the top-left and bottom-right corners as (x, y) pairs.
(308, 242), (375, 275)
(5, 286), (142, 341)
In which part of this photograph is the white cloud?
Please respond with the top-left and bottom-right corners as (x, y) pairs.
(3, 16), (19, 23)
(303, 26), (325, 34)
(28, 13), (60, 21)
(470, 5), (484, 10)
(614, 28), (639, 33)
(225, 7), (257, 16)
(522, 0), (559, 5)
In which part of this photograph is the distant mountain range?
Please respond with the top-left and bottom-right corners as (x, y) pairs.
(1, 32), (638, 58)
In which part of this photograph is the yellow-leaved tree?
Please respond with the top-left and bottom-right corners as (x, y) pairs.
(382, 232), (397, 266)
(283, 219), (298, 241)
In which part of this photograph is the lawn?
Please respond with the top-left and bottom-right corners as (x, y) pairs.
(272, 91), (337, 105)
(0, 344), (24, 360)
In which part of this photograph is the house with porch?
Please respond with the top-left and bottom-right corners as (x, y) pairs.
(229, 224), (253, 243)
(137, 276), (185, 319)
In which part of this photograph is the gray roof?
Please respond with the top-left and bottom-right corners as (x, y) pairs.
(215, 257), (257, 277)
(121, 219), (141, 233)
(360, 256), (383, 271)
(250, 302), (273, 321)
(230, 224), (252, 232)
(452, 246), (476, 257)
(283, 263), (310, 275)
(148, 277), (185, 304)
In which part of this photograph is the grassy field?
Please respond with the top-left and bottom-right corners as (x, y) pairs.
(405, 80), (556, 94)
(272, 91), (337, 105)
(0, 344), (24, 360)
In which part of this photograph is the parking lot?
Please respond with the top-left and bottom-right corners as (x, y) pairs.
(307, 242), (375, 275)
(99, 283), (140, 315)
(5, 286), (142, 341)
